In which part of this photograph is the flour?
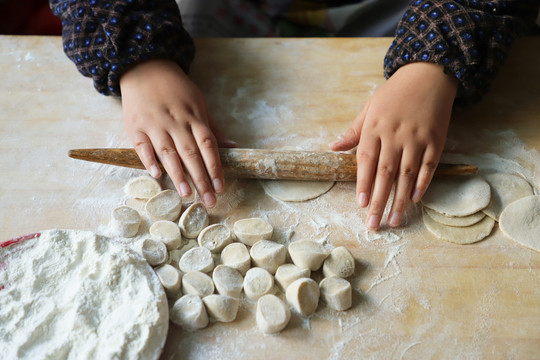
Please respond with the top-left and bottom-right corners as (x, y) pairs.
(0, 229), (168, 360)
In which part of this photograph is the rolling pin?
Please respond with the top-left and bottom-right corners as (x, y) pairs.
(68, 148), (477, 181)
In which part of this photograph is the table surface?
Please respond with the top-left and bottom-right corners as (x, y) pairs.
(1, 36), (539, 359)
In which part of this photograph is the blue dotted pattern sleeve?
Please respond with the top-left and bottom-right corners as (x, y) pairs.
(384, 0), (539, 104)
(49, 0), (195, 96)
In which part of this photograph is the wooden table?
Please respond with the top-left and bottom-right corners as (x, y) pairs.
(1, 36), (539, 359)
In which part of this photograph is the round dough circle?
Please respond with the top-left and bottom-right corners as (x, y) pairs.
(422, 175), (491, 217)
(482, 173), (534, 221)
(499, 195), (540, 253)
(422, 211), (495, 244)
(256, 294), (291, 334)
(261, 179), (335, 202)
(424, 207), (485, 227)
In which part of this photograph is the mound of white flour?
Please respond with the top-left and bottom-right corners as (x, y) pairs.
(0, 229), (168, 360)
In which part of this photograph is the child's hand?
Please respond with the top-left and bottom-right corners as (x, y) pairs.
(120, 59), (237, 208)
(329, 62), (458, 230)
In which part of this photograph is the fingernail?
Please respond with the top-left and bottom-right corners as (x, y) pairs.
(180, 182), (192, 197)
(367, 214), (380, 229)
(389, 212), (401, 227)
(358, 192), (369, 207)
(213, 178), (223, 193)
(203, 192), (216, 207)
(150, 165), (160, 178)
(412, 188), (423, 203)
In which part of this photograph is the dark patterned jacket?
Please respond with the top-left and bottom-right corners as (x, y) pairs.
(49, 0), (539, 103)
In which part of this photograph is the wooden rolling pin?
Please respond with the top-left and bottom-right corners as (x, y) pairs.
(68, 148), (477, 181)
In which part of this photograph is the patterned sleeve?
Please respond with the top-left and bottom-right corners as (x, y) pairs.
(384, 0), (539, 104)
(49, 0), (195, 96)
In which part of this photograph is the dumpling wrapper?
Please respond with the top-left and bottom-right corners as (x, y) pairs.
(499, 195), (540, 253)
(422, 175), (491, 217)
(482, 173), (534, 221)
(424, 207), (485, 227)
(422, 211), (495, 244)
(261, 179), (334, 202)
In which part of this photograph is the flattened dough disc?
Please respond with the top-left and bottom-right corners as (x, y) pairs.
(482, 173), (534, 221)
(499, 195), (540, 253)
(422, 211), (495, 244)
(424, 207), (485, 227)
(261, 179), (334, 202)
(422, 175), (491, 217)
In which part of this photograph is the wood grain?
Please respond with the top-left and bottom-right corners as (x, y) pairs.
(68, 148), (478, 181)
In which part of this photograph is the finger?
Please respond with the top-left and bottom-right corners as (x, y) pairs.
(191, 123), (225, 194)
(130, 131), (162, 178)
(355, 135), (380, 208)
(152, 133), (192, 198)
(366, 143), (401, 230)
(388, 146), (423, 227)
(411, 145), (440, 203)
(207, 111), (238, 148)
(171, 127), (217, 208)
(329, 104), (368, 151)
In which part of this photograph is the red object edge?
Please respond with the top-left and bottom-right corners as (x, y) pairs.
(1, 232), (41, 248)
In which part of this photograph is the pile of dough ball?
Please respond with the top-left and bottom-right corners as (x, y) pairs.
(421, 173), (534, 245)
(111, 176), (357, 335)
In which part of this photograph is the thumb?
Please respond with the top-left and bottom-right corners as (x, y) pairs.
(328, 104), (368, 151)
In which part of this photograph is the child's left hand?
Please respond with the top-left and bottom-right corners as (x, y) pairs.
(329, 62), (458, 230)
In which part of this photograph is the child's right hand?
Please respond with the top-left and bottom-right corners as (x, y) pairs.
(119, 59), (237, 208)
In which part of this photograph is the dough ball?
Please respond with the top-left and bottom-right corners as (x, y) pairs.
(233, 218), (273, 246)
(179, 203), (209, 239)
(422, 210), (495, 244)
(202, 294), (239, 323)
(170, 295), (209, 331)
(145, 190), (182, 222)
(125, 176), (161, 199)
(154, 264), (182, 299)
(139, 238), (168, 266)
(483, 173), (534, 221)
(499, 195), (540, 252)
(197, 224), (233, 253)
(322, 246), (355, 278)
(261, 179), (334, 202)
(319, 276), (352, 311)
(220, 242), (251, 276)
(288, 240), (328, 271)
(111, 206), (141, 238)
(275, 264), (311, 292)
(285, 277), (320, 317)
(149, 220), (182, 251)
(256, 294), (291, 334)
(243, 267), (274, 301)
(250, 240), (286, 274)
(423, 207), (485, 227)
(422, 175), (491, 217)
(212, 265), (243, 298)
(179, 247), (214, 273)
(182, 271), (215, 297)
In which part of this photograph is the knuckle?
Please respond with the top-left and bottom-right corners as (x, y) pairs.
(377, 164), (395, 178)
(181, 147), (202, 162)
(399, 166), (417, 180)
(198, 134), (217, 150)
(158, 146), (178, 157)
(357, 150), (377, 163)
(422, 160), (438, 173)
